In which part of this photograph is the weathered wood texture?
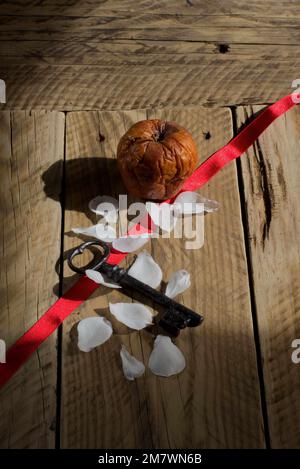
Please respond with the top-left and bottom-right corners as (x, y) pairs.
(2, 103), (300, 448)
(237, 105), (300, 448)
(2, 13), (300, 43)
(60, 107), (264, 448)
(1, 1), (299, 17)
(0, 1), (300, 109)
(0, 111), (64, 448)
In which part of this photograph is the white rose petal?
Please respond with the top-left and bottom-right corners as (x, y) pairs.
(165, 269), (191, 299)
(72, 223), (116, 241)
(146, 202), (178, 232)
(120, 345), (145, 381)
(128, 251), (162, 289)
(95, 223), (117, 240)
(85, 269), (121, 289)
(148, 335), (186, 377)
(72, 224), (99, 238)
(109, 302), (153, 330)
(88, 195), (119, 222)
(77, 316), (113, 352)
(174, 191), (219, 214)
(112, 235), (150, 253)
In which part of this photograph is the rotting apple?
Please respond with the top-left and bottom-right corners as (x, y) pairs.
(117, 119), (199, 200)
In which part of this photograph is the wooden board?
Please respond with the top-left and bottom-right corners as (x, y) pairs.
(3, 103), (300, 448)
(60, 107), (265, 448)
(1, 1), (300, 17)
(0, 56), (298, 111)
(1, 0), (300, 110)
(3, 41), (300, 67)
(61, 109), (151, 449)
(0, 110), (65, 448)
(236, 105), (300, 448)
(2, 13), (300, 44)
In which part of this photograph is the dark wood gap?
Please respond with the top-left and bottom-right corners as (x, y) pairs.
(55, 111), (67, 449)
(1, 38), (300, 47)
(230, 106), (271, 448)
(2, 13), (300, 19)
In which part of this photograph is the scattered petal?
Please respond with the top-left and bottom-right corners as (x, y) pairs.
(174, 191), (219, 214)
(146, 202), (177, 232)
(128, 251), (162, 289)
(148, 335), (186, 377)
(109, 302), (153, 330)
(200, 197), (219, 213)
(85, 269), (121, 289)
(165, 269), (191, 299)
(77, 316), (113, 352)
(72, 223), (116, 241)
(112, 235), (150, 253)
(120, 345), (145, 381)
(72, 224), (99, 238)
(89, 195), (119, 222)
(95, 223), (117, 240)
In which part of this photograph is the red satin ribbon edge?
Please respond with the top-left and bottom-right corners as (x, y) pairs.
(0, 93), (297, 388)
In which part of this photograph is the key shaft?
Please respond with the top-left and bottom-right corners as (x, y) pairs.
(67, 240), (204, 336)
(100, 262), (203, 335)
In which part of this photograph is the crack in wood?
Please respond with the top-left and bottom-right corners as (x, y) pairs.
(252, 139), (274, 248)
(231, 106), (271, 448)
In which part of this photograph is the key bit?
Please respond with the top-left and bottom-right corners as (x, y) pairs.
(68, 240), (204, 336)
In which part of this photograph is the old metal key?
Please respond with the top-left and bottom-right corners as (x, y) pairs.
(68, 240), (204, 336)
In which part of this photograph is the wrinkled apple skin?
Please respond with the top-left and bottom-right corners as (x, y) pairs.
(117, 119), (199, 200)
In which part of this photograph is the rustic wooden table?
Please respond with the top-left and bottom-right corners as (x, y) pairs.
(1, 0), (300, 449)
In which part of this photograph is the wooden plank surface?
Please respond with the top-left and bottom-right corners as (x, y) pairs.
(2, 104), (300, 448)
(1, 1), (300, 110)
(236, 105), (300, 448)
(0, 110), (65, 448)
(60, 107), (265, 448)
(3, 41), (300, 67)
(1, 14), (300, 44)
(61, 109), (151, 449)
(1, 0), (300, 17)
(0, 58), (298, 111)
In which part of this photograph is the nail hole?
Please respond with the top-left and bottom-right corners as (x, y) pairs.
(203, 131), (211, 140)
(99, 133), (105, 142)
(218, 44), (230, 54)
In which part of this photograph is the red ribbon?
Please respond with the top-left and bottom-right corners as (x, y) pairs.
(0, 94), (297, 388)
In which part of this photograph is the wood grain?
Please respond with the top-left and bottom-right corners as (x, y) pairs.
(61, 109), (151, 449)
(0, 110), (64, 448)
(1, 1), (300, 110)
(0, 58), (298, 111)
(1, 0), (300, 17)
(1, 14), (300, 44)
(60, 107), (265, 448)
(2, 40), (300, 67)
(237, 105), (300, 448)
